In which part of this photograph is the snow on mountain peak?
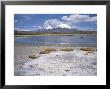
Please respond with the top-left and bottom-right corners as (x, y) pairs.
(43, 24), (71, 30)
(44, 25), (53, 30)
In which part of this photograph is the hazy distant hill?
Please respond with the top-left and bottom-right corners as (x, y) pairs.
(14, 28), (97, 35)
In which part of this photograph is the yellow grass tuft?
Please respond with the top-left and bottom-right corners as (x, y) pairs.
(60, 48), (73, 52)
(39, 51), (51, 54)
(43, 48), (56, 52)
(80, 48), (94, 51)
(39, 48), (56, 54)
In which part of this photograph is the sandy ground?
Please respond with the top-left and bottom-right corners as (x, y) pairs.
(14, 45), (97, 76)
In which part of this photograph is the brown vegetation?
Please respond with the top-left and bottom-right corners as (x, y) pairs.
(39, 48), (56, 54)
(80, 48), (94, 51)
(29, 55), (40, 59)
(60, 48), (73, 52)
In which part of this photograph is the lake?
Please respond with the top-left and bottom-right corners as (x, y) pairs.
(14, 35), (97, 46)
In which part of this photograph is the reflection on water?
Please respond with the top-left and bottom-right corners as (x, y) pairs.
(15, 35), (97, 46)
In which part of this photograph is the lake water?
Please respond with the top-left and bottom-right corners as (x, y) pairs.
(14, 35), (97, 46)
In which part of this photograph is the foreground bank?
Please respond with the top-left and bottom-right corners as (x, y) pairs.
(14, 45), (97, 76)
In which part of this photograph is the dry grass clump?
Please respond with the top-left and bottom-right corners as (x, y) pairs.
(80, 48), (94, 51)
(39, 48), (56, 54)
(43, 48), (56, 52)
(60, 48), (73, 52)
(29, 55), (40, 59)
(39, 51), (51, 54)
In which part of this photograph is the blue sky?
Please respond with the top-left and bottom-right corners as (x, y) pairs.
(14, 14), (97, 31)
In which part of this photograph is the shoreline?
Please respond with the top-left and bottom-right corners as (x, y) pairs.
(15, 34), (97, 37)
(14, 44), (97, 47)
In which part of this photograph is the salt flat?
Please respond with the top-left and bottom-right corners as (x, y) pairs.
(14, 46), (97, 76)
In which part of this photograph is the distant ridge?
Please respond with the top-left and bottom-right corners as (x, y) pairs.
(14, 28), (97, 35)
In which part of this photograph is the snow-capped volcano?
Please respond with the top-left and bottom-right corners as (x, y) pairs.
(43, 24), (71, 30)
(43, 25), (53, 30)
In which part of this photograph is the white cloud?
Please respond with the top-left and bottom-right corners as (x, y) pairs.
(33, 26), (38, 28)
(25, 17), (31, 20)
(33, 25), (41, 28)
(40, 14), (96, 31)
(20, 29), (32, 31)
(23, 16), (32, 20)
(87, 16), (97, 22)
(71, 25), (81, 30)
(71, 26), (96, 31)
(43, 19), (63, 29)
(14, 28), (32, 31)
(57, 24), (71, 29)
(14, 20), (18, 23)
(43, 19), (72, 29)
(62, 14), (97, 23)
(79, 27), (96, 31)
(14, 28), (19, 30)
